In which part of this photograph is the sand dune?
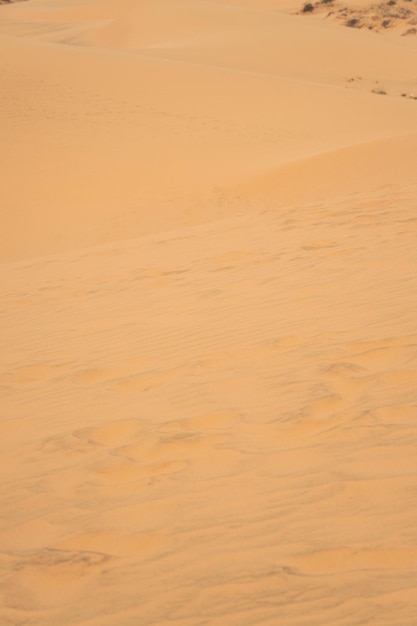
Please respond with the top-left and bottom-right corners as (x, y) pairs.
(1, 0), (417, 624)
(1, 0), (417, 261)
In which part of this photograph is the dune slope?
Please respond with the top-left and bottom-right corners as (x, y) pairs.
(1, 1), (417, 624)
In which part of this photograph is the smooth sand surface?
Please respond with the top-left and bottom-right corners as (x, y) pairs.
(1, 1), (417, 624)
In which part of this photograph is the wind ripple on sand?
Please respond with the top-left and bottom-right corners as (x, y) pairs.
(0, 181), (417, 624)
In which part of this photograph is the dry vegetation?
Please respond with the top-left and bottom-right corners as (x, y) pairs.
(301, 0), (417, 35)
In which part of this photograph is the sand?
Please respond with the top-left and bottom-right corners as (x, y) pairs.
(1, 0), (417, 624)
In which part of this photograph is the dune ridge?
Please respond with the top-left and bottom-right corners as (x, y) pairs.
(1, 0), (417, 624)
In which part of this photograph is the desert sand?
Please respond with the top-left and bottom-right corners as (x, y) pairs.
(1, 0), (417, 624)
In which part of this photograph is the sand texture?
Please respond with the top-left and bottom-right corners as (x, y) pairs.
(1, 1), (417, 624)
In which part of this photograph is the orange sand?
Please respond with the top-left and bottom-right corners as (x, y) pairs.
(1, 1), (417, 624)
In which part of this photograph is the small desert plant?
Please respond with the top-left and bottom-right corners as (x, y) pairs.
(302, 3), (315, 12)
(346, 17), (359, 26)
(387, 0), (396, 5)
(321, 0), (334, 4)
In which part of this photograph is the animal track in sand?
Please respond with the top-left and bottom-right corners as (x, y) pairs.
(339, 445), (417, 478)
(308, 394), (346, 414)
(89, 458), (187, 484)
(0, 363), (69, 386)
(57, 531), (167, 558)
(345, 335), (417, 353)
(0, 519), (65, 551)
(322, 365), (377, 397)
(1, 549), (110, 610)
(40, 432), (97, 457)
(71, 367), (120, 384)
(289, 546), (417, 576)
(324, 362), (365, 377)
(76, 418), (201, 484)
(262, 446), (327, 477)
(133, 429), (251, 480)
(75, 418), (144, 446)
(347, 345), (417, 370)
(376, 369), (417, 388)
(302, 240), (340, 251)
(208, 250), (261, 270)
(114, 365), (191, 391)
(370, 404), (416, 424)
